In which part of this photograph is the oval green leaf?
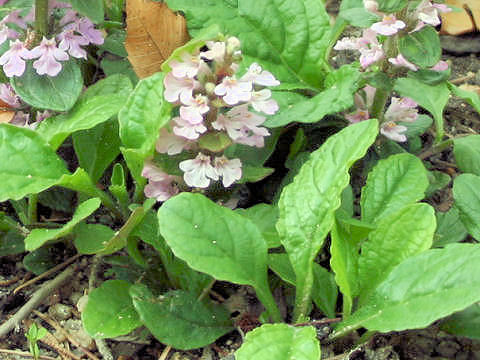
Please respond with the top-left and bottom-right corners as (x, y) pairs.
(454, 135), (480, 176)
(453, 173), (480, 240)
(358, 203), (436, 302)
(0, 124), (69, 202)
(333, 244), (480, 336)
(398, 26), (441, 68)
(130, 286), (233, 350)
(360, 153), (429, 224)
(277, 119), (378, 320)
(11, 61), (82, 111)
(82, 280), (141, 338)
(236, 323), (320, 360)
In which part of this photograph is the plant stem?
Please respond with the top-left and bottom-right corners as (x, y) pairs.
(27, 194), (38, 225)
(293, 267), (314, 323)
(370, 88), (389, 122)
(419, 138), (454, 160)
(255, 286), (282, 323)
(35, 0), (49, 40)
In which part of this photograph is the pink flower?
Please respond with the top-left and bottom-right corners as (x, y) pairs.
(36, 110), (52, 124)
(2, 10), (27, 29)
(156, 128), (191, 155)
(380, 121), (408, 142)
(359, 45), (384, 68)
(215, 76), (252, 105)
(416, 1), (450, 27)
(346, 109), (370, 123)
(59, 10), (79, 27)
(142, 163), (179, 202)
(0, 83), (20, 108)
(201, 41), (226, 62)
(0, 0), (10, 5)
(179, 153), (218, 188)
(389, 53), (418, 71)
(77, 17), (104, 45)
(163, 72), (198, 104)
(363, 0), (381, 15)
(170, 52), (207, 79)
(214, 156), (242, 187)
(172, 116), (207, 140)
(335, 29), (384, 69)
(241, 63), (280, 86)
(371, 15), (406, 36)
(430, 60), (448, 71)
(250, 89), (279, 115)
(179, 94), (209, 124)
(0, 24), (17, 46)
(212, 113), (243, 140)
(385, 97), (418, 123)
(30, 37), (69, 76)
(355, 85), (376, 110)
(57, 29), (89, 59)
(0, 40), (32, 77)
(10, 111), (29, 127)
(333, 37), (359, 51)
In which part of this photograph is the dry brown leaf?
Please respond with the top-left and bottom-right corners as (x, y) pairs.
(125, 0), (189, 78)
(0, 100), (15, 124)
(459, 83), (480, 95)
(441, 0), (480, 35)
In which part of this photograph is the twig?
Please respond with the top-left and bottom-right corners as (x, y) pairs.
(0, 348), (57, 360)
(294, 318), (342, 327)
(159, 345), (171, 360)
(33, 310), (100, 360)
(14, 254), (81, 294)
(0, 274), (22, 287)
(94, 339), (113, 360)
(0, 266), (75, 338)
(450, 72), (476, 85)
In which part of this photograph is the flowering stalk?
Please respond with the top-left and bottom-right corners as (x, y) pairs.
(35, 0), (49, 40)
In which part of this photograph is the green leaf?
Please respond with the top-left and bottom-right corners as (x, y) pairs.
(239, 165), (274, 184)
(330, 219), (361, 316)
(448, 82), (480, 114)
(72, 120), (121, 182)
(166, 0), (332, 89)
(433, 208), (467, 247)
(118, 72), (171, 156)
(265, 65), (362, 127)
(394, 78), (450, 142)
(398, 114), (433, 138)
(0, 124), (69, 202)
(11, 61), (82, 111)
(38, 187), (75, 213)
(236, 204), (281, 248)
(158, 192), (281, 321)
(398, 26), (441, 68)
(441, 303), (480, 340)
(236, 323), (320, 360)
(22, 246), (57, 274)
(268, 253), (337, 318)
(453, 174), (480, 240)
(82, 280), (141, 338)
(24, 198), (101, 251)
(338, 0), (380, 27)
(198, 132), (232, 152)
(425, 170), (450, 197)
(277, 119), (378, 321)
(333, 244), (480, 336)
(98, 29), (128, 57)
(37, 93), (128, 150)
(408, 67), (451, 86)
(63, 0), (104, 23)
(130, 286), (233, 350)
(360, 153), (429, 224)
(101, 58), (138, 85)
(358, 203), (436, 303)
(81, 74), (132, 100)
(73, 223), (115, 254)
(376, 0), (407, 12)
(454, 135), (480, 176)
(0, 230), (25, 256)
(264, 92), (309, 128)
(121, 147), (147, 199)
(109, 163), (129, 208)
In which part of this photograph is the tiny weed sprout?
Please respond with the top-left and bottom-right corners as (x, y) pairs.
(1, 0), (480, 359)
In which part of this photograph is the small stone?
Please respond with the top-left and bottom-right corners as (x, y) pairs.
(48, 303), (73, 320)
(64, 319), (94, 350)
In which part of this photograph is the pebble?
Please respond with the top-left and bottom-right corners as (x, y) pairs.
(48, 303), (73, 321)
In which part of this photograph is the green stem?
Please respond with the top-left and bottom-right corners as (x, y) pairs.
(34, 0), (49, 40)
(255, 286), (282, 323)
(293, 267), (314, 323)
(419, 138), (454, 160)
(370, 88), (389, 122)
(27, 194), (38, 225)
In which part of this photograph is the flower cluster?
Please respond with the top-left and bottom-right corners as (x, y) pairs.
(142, 36), (280, 202)
(334, 0), (450, 69)
(0, 2), (103, 77)
(346, 85), (419, 142)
